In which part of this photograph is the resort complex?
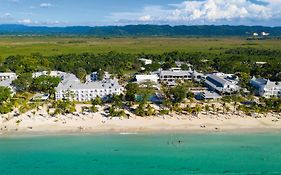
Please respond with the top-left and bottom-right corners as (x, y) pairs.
(0, 49), (281, 136)
(2, 1), (281, 174)
(1, 60), (280, 104)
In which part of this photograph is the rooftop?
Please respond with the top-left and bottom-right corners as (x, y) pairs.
(251, 77), (281, 88)
(56, 73), (122, 91)
(0, 72), (16, 76)
(159, 68), (193, 77)
(206, 74), (229, 87)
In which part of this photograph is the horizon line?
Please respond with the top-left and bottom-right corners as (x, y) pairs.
(0, 24), (281, 28)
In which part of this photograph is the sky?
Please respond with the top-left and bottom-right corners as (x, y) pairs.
(0, 0), (281, 26)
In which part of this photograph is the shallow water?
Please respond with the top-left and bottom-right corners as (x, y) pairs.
(0, 132), (281, 175)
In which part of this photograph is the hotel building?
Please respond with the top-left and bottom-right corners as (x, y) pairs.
(250, 77), (281, 98)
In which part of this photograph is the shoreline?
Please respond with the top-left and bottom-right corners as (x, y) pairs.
(1, 128), (281, 138)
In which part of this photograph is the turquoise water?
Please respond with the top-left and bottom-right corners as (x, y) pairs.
(1, 132), (281, 175)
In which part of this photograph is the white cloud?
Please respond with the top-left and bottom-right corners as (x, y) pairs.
(2, 13), (12, 18)
(17, 18), (65, 26)
(139, 15), (151, 22)
(39, 3), (52, 8)
(0, 13), (13, 21)
(18, 18), (33, 24)
(110, 0), (281, 25)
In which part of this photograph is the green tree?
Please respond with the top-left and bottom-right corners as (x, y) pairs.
(146, 104), (156, 116)
(180, 64), (190, 70)
(111, 94), (123, 108)
(97, 69), (105, 81)
(90, 105), (98, 113)
(222, 103), (226, 114)
(75, 67), (87, 82)
(204, 105), (210, 115)
(31, 76), (61, 94)
(52, 100), (76, 114)
(125, 83), (139, 102)
(135, 103), (145, 117)
(91, 96), (103, 106)
(0, 102), (13, 114)
(0, 87), (11, 103)
(239, 72), (251, 88)
(211, 104), (216, 113)
(194, 105), (202, 117)
(170, 85), (187, 103)
(12, 73), (33, 91)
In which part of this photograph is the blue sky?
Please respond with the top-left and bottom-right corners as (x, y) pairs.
(0, 0), (280, 26)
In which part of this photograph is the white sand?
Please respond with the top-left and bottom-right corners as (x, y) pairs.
(1, 108), (281, 135)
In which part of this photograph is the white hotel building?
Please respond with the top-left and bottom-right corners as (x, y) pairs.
(55, 72), (123, 102)
(250, 77), (281, 98)
(0, 72), (17, 94)
(205, 73), (240, 94)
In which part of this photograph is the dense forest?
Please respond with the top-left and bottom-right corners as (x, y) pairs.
(0, 24), (281, 36)
(0, 47), (281, 82)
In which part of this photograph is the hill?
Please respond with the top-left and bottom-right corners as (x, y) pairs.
(0, 24), (281, 36)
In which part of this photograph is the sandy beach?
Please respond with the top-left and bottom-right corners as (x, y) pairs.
(1, 105), (281, 135)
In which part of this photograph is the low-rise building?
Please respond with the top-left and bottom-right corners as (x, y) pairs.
(135, 74), (158, 84)
(250, 77), (281, 98)
(158, 68), (194, 82)
(134, 74), (160, 90)
(55, 72), (123, 102)
(32, 71), (66, 79)
(157, 68), (204, 83)
(174, 61), (192, 68)
(261, 32), (269, 36)
(0, 72), (17, 81)
(139, 58), (152, 65)
(0, 73), (17, 94)
(196, 91), (222, 100)
(205, 73), (240, 94)
(32, 93), (50, 101)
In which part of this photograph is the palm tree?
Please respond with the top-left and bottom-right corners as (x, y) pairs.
(146, 104), (156, 116)
(194, 105), (202, 117)
(237, 105), (242, 116)
(255, 106), (261, 118)
(35, 100), (40, 112)
(222, 103), (226, 114)
(216, 107), (220, 116)
(184, 105), (193, 115)
(233, 101), (237, 114)
(205, 105), (210, 115)
(226, 106), (230, 114)
(211, 104), (213, 113)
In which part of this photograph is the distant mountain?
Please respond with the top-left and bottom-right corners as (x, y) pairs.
(0, 24), (281, 36)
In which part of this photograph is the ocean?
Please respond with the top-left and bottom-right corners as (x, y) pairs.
(0, 132), (281, 175)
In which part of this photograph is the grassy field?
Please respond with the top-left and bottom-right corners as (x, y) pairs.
(0, 36), (281, 57)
